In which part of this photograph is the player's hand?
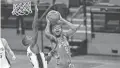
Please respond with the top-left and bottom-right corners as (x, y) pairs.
(12, 55), (16, 60)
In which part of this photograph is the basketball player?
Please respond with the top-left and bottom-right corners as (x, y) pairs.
(46, 24), (82, 68)
(22, 5), (47, 68)
(45, 10), (76, 43)
(0, 38), (16, 68)
(45, 10), (82, 68)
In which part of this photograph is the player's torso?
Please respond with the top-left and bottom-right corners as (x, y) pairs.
(57, 35), (69, 48)
(56, 35), (70, 59)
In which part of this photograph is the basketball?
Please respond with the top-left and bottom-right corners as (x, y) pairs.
(47, 10), (60, 22)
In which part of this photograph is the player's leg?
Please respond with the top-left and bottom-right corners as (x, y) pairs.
(57, 59), (74, 68)
(56, 60), (69, 68)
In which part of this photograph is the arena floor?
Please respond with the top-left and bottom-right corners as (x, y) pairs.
(9, 53), (120, 68)
(1, 28), (120, 68)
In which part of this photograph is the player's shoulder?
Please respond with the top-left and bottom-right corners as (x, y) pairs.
(1, 38), (7, 42)
(1, 38), (8, 47)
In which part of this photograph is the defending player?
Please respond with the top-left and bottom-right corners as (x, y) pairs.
(0, 38), (16, 68)
(22, 5), (47, 68)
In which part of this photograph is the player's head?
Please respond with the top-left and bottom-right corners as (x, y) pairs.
(46, 10), (60, 24)
(22, 35), (32, 46)
(51, 25), (62, 37)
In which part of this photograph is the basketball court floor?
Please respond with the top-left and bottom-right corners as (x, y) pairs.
(1, 29), (120, 68)
(10, 52), (120, 68)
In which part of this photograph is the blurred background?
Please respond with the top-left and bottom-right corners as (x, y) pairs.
(1, 0), (120, 68)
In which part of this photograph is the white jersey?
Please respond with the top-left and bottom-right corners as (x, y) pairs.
(27, 46), (47, 68)
(0, 38), (10, 68)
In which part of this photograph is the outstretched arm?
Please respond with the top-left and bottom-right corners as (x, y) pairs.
(31, 5), (39, 47)
(2, 38), (16, 60)
(45, 18), (57, 43)
(60, 15), (76, 30)
(65, 22), (82, 37)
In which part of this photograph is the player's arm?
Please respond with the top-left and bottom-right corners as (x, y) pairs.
(31, 5), (39, 47)
(45, 18), (57, 42)
(60, 15), (76, 30)
(46, 42), (57, 63)
(48, 42), (57, 57)
(2, 38), (16, 60)
(65, 22), (82, 37)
